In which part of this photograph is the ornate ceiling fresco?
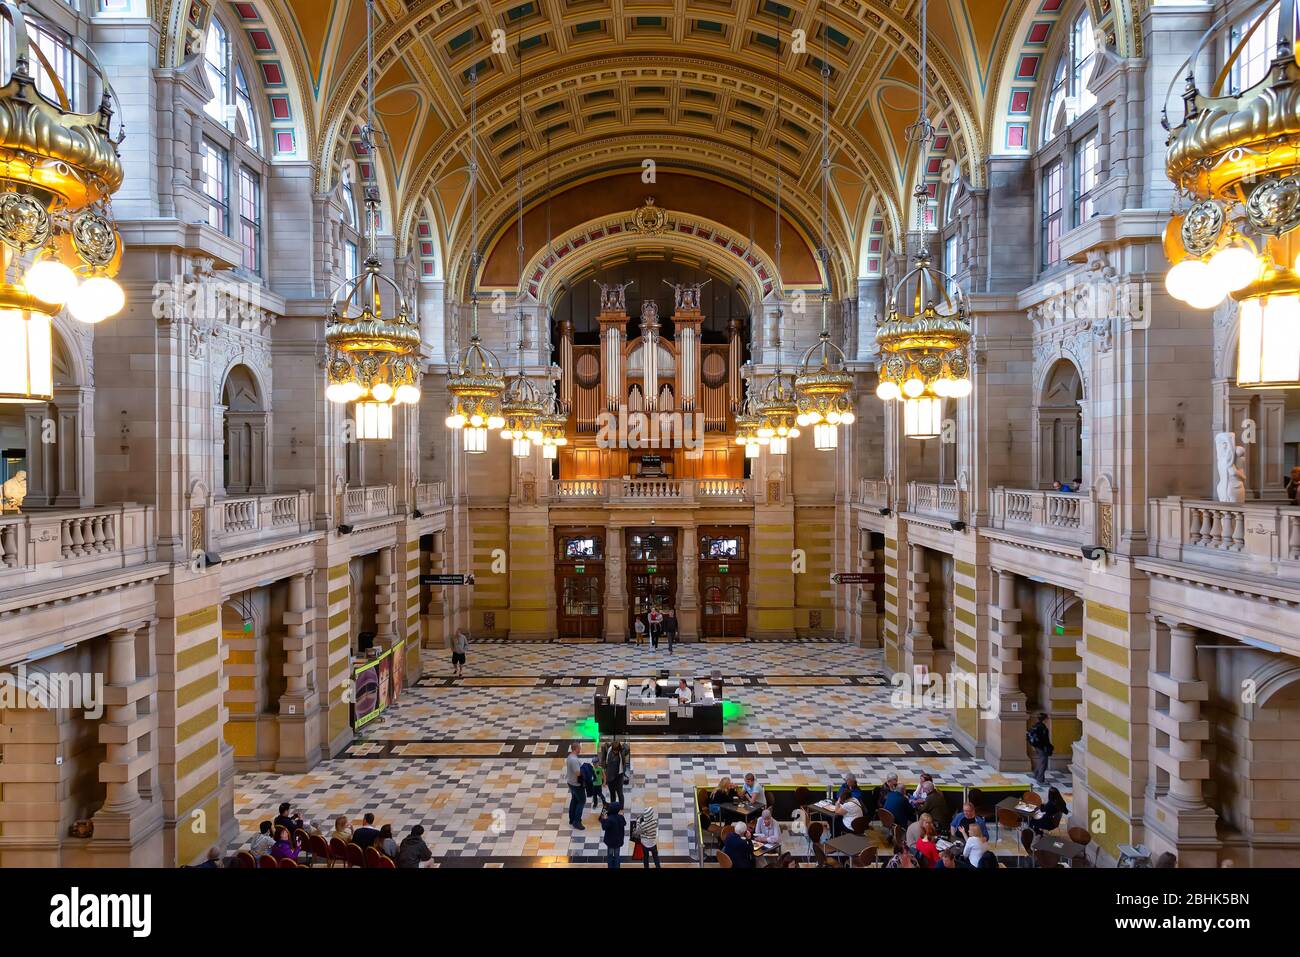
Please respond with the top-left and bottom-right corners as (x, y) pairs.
(157, 0), (1145, 297)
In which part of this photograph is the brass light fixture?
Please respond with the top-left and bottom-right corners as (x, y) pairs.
(536, 388), (568, 459)
(445, 67), (504, 452)
(733, 391), (763, 459)
(0, 3), (127, 404)
(872, 0), (971, 438)
(1163, 0), (1300, 388)
(324, 0), (420, 438)
(794, 4), (855, 451)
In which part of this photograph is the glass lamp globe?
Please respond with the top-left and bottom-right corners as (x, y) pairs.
(327, 382), (351, 403)
(395, 384), (420, 404)
(446, 412), (466, 429)
(1165, 258), (1211, 304)
(949, 378), (972, 398)
(24, 260), (78, 305)
(902, 377), (925, 398)
(931, 378), (953, 398)
(371, 382), (394, 403)
(1208, 246), (1261, 292)
(745, 441), (760, 458)
(876, 380), (900, 401)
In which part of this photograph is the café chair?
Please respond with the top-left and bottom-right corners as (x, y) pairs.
(850, 847), (877, 869)
(328, 837), (348, 868)
(1021, 790), (1043, 807)
(277, 856), (298, 869)
(716, 849), (733, 869)
(996, 807), (1023, 844)
(1067, 826), (1094, 867)
(376, 855), (395, 869)
(811, 839), (841, 869)
(345, 842), (365, 869)
(1034, 849), (1061, 869)
(892, 824), (906, 853)
(258, 855), (279, 868)
(363, 846), (383, 868)
(231, 851), (255, 868)
(875, 806), (895, 834)
(849, 816), (869, 836)
(806, 820), (826, 862)
(1018, 827), (1036, 867)
(307, 834), (330, 867)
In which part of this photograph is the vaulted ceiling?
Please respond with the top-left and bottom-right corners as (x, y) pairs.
(163, 0), (1143, 294)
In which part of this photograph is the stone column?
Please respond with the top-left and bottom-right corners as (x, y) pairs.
(22, 404), (55, 506)
(604, 526), (627, 642)
(678, 525), (700, 642)
(903, 543), (933, 671)
(277, 572), (321, 772)
(1146, 618), (1219, 865)
(984, 568), (1030, 771)
(374, 547), (398, 648)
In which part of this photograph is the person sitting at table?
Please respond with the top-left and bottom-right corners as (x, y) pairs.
(1028, 786), (1069, 833)
(913, 778), (950, 830)
(949, 801), (989, 841)
(711, 776), (738, 806)
(721, 821), (756, 868)
(742, 773), (766, 809)
(936, 846), (959, 870)
(352, 812), (381, 849)
(961, 827), (991, 868)
(830, 787), (866, 836)
(877, 771), (899, 802)
(914, 815), (942, 867)
(675, 679), (693, 705)
(753, 806), (781, 848)
(836, 773), (863, 804)
(329, 815), (353, 844)
(269, 826), (298, 861)
(881, 779), (914, 827)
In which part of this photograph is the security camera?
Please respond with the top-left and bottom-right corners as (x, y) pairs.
(338, 523), (355, 535)
(878, 507), (891, 516)
(1081, 545), (1105, 561)
(950, 520), (967, 532)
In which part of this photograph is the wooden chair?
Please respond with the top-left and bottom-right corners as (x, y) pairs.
(375, 854), (395, 868)
(811, 840), (841, 868)
(257, 854), (279, 868)
(363, 846), (383, 868)
(996, 807), (1023, 849)
(305, 834), (329, 867)
(850, 847), (878, 868)
(806, 821), (826, 862)
(716, 849), (733, 869)
(1021, 790), (1043, 807)
(1019, 827), (1036, 867)
(1067, 826), (1093, 867)
(1033, 849), (1061, 869)
(849, 815), (868, 836)
(231, 851), (255, 868)
(875, 806), (895, 834)
(892, 824), (906, 852)
(345, 842), (365, 869)
(277, 856), (298, 869)
(328, 837), (348, 868)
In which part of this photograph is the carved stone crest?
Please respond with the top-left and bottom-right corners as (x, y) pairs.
(632, 197), (667, 235)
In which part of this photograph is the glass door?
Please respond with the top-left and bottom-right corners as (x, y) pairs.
(555, 527), (604, 639)
(699, 526), (748, 637)
(625, 528), (676, 634)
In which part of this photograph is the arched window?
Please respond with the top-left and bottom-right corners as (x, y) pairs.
(203, 19), (260, 153)
(341, 169), (361, 277)
(1042, 10), (1097, 141)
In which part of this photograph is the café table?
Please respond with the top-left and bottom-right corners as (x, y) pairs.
(996, 796), (1038, 820)
(1031, 832), (1084, 865)
(825, 832), (872, 860)
(720, 801), (764, 823)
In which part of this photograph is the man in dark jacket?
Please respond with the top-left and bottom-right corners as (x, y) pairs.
(1027, 713), (1053, 785)
(721, 821), (756, 868)
(600, 802), (626, 868)
(352, 812), (381, 849)
(664, 610), (678, 652)
(395, 825), (432, 868)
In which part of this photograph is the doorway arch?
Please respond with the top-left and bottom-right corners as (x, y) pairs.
(1035, 358), (1084, 488)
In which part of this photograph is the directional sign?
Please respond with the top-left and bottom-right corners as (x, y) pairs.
(831, 572), (885, 585)
(421, 574), (469, 586)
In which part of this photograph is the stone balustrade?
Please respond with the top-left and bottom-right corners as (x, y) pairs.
(988, 487), (1095, 545)
(857, 478), (891, 510)
(413, 481), (446, 511)
(907, 481), (960, 519)
(0, 504), (156, 590)
(547, 478), (752, 504)
(212, 491), (315, 548)
(343, 484), (396, 522)
(1149, 497), (1300, 581)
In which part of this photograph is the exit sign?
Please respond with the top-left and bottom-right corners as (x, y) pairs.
(647, 564), (657, 573)
(718, 564), (729, 573)
(575, 565), (585, 574)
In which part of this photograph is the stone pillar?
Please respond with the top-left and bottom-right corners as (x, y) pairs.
(276, 573), (321, 772)
(604, 526), (627, 642)
(53, 387), (93, 507)
(678, 525), (700, 642)
(100, 628), (142, 815)
(374, 547), (398, 648)
(22, 404), (55, 506)
(985, 568), (1030, 771)
(903, 543), (933, 670)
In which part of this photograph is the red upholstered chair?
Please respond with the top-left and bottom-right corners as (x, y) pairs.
(376, 855), (395, 869)
(363, 846), (383, 868)
(233, 851), (256, 869)
(277, 855), (298, 869)
(345, 842), (365, 869)
(308, 834), (330, 867)
(257, 854), (279, 868)
(328, 837), (348, 868)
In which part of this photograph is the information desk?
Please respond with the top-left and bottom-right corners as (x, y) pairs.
(594, 677), (724, 735)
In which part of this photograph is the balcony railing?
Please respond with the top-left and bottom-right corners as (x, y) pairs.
(988, 487), (1094, 545)
(413, 481), (446, 511)
(906, 482), (960, 519)
(343, 484), (396, 522)
(548, 478), (752, 504)
(857, 478), (891, 510)
(0, 504), (156, 590)
(213, 491), (314, 548)
(1149, 497), (1300, 581)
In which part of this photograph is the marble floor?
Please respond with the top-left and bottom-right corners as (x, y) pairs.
(231, 640), (1071, 866)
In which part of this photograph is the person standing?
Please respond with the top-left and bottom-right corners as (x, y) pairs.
(1027, 712), (1053, 786)
(451, 628), (469, 677)
(648, 608), (663, 648)
(664, 609), (678, 652)
(635, 804), (660, 868)
(564, 742), (586, 830)
(600, 802), (627, 868)
(603, 740), (626, 809)
(632, 616), (646, 645)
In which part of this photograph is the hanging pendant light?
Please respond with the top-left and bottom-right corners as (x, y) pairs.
(325, 0), (421, 435)
(1164, 2), (1300, 388)
(446, 65), (505, 450)
(0, 5), (127, 403)
(794, 4), (856, 449)
(871, 0), (971, 438)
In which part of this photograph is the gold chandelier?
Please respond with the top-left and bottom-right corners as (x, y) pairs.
(872, 0), (970, 439)
(755, 369), (801, 456)
(733, 391), (763, 459)
(324, 0), (420, 438)
(0, 4), (127, 404)
(536, 388), (569, 460)
(1163, 1), (1300, 387)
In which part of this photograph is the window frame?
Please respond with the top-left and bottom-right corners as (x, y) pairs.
(201, 136), (231, 235)
(1040, 157), (1065, 270)
(238, 165), (262, 275)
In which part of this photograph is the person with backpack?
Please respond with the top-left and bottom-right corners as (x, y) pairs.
(600, 802), (627, 868)
(1027, 712), (1053, 786)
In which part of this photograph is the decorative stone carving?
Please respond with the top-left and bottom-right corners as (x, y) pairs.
(632, 196), (667, 234)
(1214, 432), (1247, 504)
(596, 280), (634, 312)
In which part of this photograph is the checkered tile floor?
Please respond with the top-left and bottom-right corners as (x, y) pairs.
(231, 641), (1072, 866)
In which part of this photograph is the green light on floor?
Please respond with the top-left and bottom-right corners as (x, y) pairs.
(721, 700), (744, 722)
(575, 716), (601, 742)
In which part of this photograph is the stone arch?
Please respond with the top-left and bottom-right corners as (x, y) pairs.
(220, 364), (269, 496)
(1035, 356), (1085, 487)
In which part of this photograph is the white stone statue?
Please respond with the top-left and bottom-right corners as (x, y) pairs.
(1214, 432), (1246, 504)
(1, 470), (26, 510)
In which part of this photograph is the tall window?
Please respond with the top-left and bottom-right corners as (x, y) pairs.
(1041, 159), (1064, 268)
(238, 166), (262, 273)
(344, 239), (359, 278)
(1074, 134), (1099, 224)
(1228, 6), (1283, 94)
(203, 20), (230, 125)
(202, 139), (230, 233)
(342, 176), (359, 229)
(234, 63), (259, 153)
(944, 233), (959, 296)
(1043, 11), (1098, 139)
(0, 21), (78, 108)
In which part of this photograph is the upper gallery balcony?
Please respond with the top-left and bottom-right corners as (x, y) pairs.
(0, 504), (157, 596)
(547, 477), (752, 506)
(1148, 497), (1300, 583)
(987, 486), (1096, 547)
